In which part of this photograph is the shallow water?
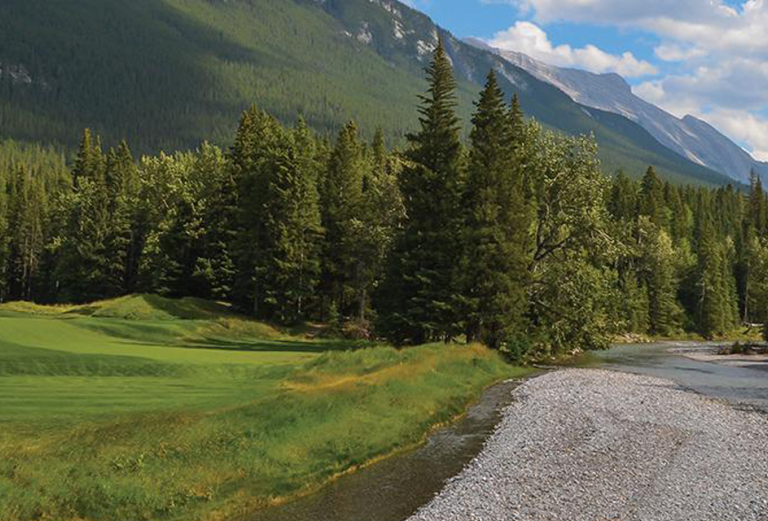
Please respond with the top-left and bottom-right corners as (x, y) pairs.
(596, 341), (768, 413)
(246, 379), (523, 521)
(249, 342), (768, 521)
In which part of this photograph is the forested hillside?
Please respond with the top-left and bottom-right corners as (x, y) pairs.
(3, 42), (768, 360)
(0, 0), (733, 185)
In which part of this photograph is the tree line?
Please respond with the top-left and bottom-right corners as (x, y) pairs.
(2, 42), (767, 358)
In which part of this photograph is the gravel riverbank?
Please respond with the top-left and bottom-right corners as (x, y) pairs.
(408, 369), (768, 521)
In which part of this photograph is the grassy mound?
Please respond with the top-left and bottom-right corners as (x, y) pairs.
(2, 294), (238, 321)
(0, 295), (528, 521)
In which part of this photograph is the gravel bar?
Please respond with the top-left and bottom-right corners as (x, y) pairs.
(408, 369), (768, 521)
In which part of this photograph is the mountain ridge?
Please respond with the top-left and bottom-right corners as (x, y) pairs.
(467, 39), (768, 184)
(0, 0), (736, 186)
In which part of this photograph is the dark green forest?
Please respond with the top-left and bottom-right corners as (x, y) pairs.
(0, 0), (733, 186)
(2, 43), (768, 358)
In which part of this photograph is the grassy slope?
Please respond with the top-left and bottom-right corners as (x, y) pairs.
(0, 295), (527, 521)
(0, 0), (447, 152)
(0, 0), (735, 186)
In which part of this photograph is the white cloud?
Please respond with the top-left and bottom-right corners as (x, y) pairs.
(654, 44), (706, 62)
(703, 109), (768, 162)
(498, 0), (768, 161)
(488, 22), (657, 77)
(511, 0), (768, 58)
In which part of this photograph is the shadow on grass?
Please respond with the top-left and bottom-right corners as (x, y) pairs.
(169, 337), (365, 354)
(75, 322), (368, 355)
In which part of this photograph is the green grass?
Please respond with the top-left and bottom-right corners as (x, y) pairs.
(0, 295), (527, 521)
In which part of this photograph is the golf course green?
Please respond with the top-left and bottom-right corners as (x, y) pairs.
(0, 294), (526, 521)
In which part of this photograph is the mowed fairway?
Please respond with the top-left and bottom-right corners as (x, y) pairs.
(0, 296), (328, 425)
(0, 295), (525, 521)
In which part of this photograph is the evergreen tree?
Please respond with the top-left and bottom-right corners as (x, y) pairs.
(0, 169), (8, 301)
(103, 141), (139, 295)
(231, 107), (282, 314)
(232, 109), (323, 323)
(460, 70), (530, 349)
(637, 217), (679, 335)
(748, 171), (766, 236)
(354, 139), (405, 325)
(378, 39), (464, 344)
(696, 218), (727, 339)
(260, 125), (323, 323)
(639, 166), (668, 229)
(191, 143), (237, 300)
(608, 172), (637, 223)
(56, 129), (113, 302)
(7, 167), (47, 301)
(320, 121), (366, 317)
(508, 94), (525, 149)
(371, 128), (387, 174)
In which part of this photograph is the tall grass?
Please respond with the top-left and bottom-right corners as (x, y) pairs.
(0, 296), (529, 521)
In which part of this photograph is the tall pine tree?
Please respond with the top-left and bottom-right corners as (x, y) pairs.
(748, 171), (766, 236)
(637, 217), (679, 335)
(56, 129), (113, 302)
(460, 70), (530, 349)
(696, 217), (728, 339)
(232, 109), (324, 323)
(639, 166), (668, 229)
(7, 167), (47, 301)
(320, 121), (366, 318)
(0, 169), (8, 301)
(378, 39), (464, 344)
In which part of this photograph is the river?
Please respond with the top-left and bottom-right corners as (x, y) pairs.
(248, 342), (768, 521)
(597, 341), (768, 414)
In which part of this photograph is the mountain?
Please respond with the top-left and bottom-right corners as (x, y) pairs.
(0, 0), (734, 185)
(470, 41), (768, 184)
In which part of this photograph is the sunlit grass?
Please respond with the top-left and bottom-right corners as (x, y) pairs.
(0, 295), (528, 521)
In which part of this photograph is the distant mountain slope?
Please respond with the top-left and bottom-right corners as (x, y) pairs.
(472, 41), (768, 184)
(0, 0), (734, 185)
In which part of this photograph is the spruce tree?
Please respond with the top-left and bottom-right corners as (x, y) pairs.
(460, 69), (530, 349)
(103, 141), (139, 295)
(231, 107), (281, 314)
(260, 125), (323, 323)
(696, 218), (727, 339)
(639, 166), (668, 229)
(192, 143), (237, 300)
(378, 39), (464, 344)
(371, 128), (387, 174)
(637, 217), (678, 335)
(355, 135), (405, 325)
(7, 167), (47, 301)
(0, 169), (8, 301)
(57, 129), (112, 302)
(748, 171), (766, 236)
(509, 93), (525, 141)
(320, 121), (366, 317)
(231, 109), (323, 323)
(608, 172), (638, 223)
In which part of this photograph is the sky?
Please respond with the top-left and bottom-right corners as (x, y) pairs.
(401, 0), (768, 161)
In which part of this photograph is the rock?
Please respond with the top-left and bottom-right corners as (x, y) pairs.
(408, 370), (768, 521)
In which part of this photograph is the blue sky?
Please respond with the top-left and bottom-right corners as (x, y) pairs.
(403, 0), (768, 160)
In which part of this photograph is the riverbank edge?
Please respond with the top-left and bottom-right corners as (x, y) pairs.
(614, 329), (764, 345)
(406, 369), (768, 521)
(240, 369), (539, 516)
